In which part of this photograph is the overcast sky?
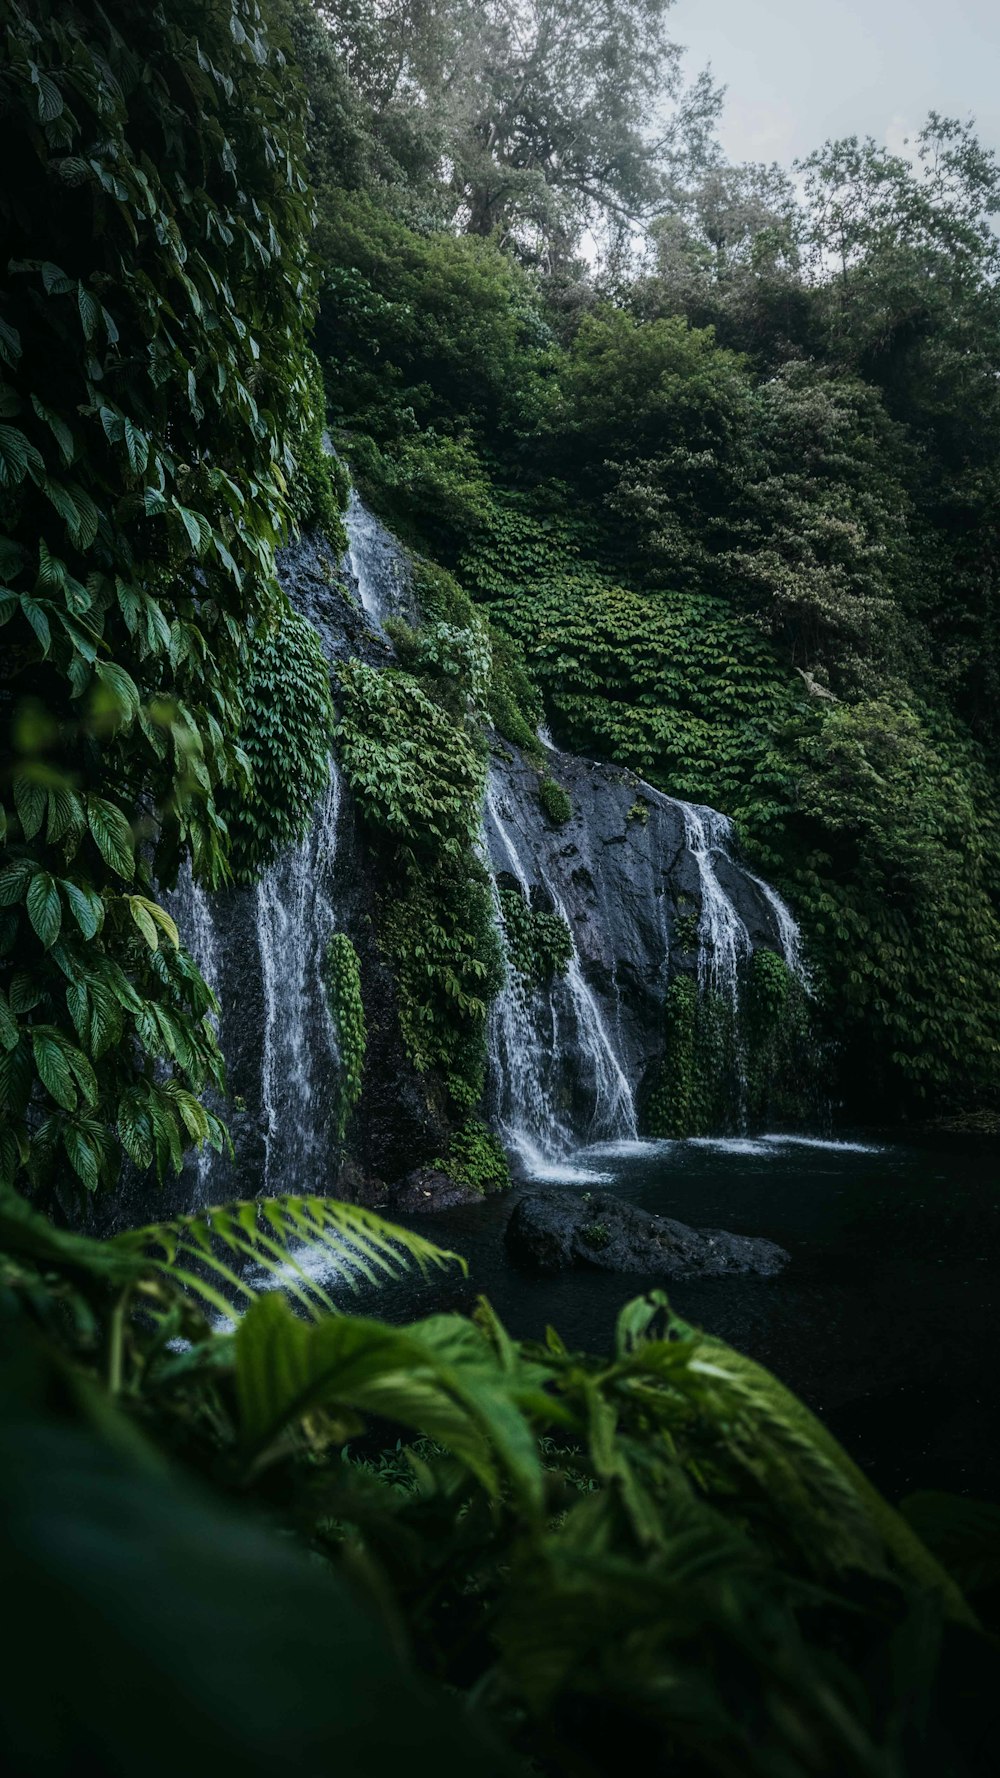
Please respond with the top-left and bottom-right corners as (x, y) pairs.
(673, 0), (998, 169)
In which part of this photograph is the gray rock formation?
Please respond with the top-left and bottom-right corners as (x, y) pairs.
(506, 1191), (789, 1277)
(105, 494), (807, 1230)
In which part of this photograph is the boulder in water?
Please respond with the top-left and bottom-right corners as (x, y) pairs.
(505, 1191), (788, 1276)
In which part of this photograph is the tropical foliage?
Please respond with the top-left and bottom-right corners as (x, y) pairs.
(0, 0), (319, 1194)
(1, 1188), (996, 1777)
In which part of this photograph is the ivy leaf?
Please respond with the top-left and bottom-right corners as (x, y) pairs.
(78, 284), (100, 340)
(0, 316), (22, 366)
(122, 417), (149, 475)
(132, 895), (179, 949)
(63, 1122), (100, 1192)
(34, 73), (64, 124)
(174, 503), (210, 553)
(0, 990), (18, 1053)
(26, 871), (62, 947)
(30, 394), (75, 466)
(0, 424), (33, 487)
(20, 593), (51, 655)
(13, 772), (46, 840)
(0, 861), (36, 907)
(86, 795), (135, 880)
(10, 971), (44, 1013)
(46, 785), (85, 846)
(127, 896), (159, 950)
(31, 1027), (77, 1112)
(41, 261), (74, 296)
(60, 879), (104, 940)
(95, 660), (141, 724)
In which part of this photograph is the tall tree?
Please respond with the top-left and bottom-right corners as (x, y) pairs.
(309, 0), (718, 259)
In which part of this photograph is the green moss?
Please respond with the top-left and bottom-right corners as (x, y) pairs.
(743, 950), (823, 1128)
(434, 1116), (510, 1194)
(322, 934), (367, 1140)
(580, 1221), (610, 1248)
(645, 953), (821, 1138)
(627, 798), (650, 825)
(538, 775), (572, 826)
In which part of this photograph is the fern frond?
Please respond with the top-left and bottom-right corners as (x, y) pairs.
(111, 1194), (465, 1320)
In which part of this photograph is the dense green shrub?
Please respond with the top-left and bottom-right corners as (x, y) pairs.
(498, 885), (572, 986)
(537, 773), (572, 825)
(284, 351), (349, 553)
(0, 0), (314, 1192)
(224, 604), (334, 883)
(335, 650), (503, 1113)
(433, 1115), (509, 1194)
(2, 1191), (994, 1778)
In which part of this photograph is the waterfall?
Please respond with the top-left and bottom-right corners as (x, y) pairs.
(164, 861), (221, 1194)
(256, 761), (342, 1192)
(485, 774), (637, 1170)
(673, 802), (752, 1003)
(344, 490), (410, 630)
(745, 869), (811, 989)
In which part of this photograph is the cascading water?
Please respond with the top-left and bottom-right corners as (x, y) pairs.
(159, 485), (813, 1206)
(744, 869), (811, 989)
(485, 773), (637, 1172)
(673, 802), (752, 1002)
(256, 763), (342, 1191)
(164, 861), (221, 1193)
(344, 489), (411, 630)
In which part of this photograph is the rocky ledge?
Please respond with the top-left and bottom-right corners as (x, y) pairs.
(505, 1191), (789, 1277)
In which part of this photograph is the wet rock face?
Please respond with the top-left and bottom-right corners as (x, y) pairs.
(484, 743), (788, 1119)
(505, 1191), (789, 1278)
(390, 1168), (484, 1213)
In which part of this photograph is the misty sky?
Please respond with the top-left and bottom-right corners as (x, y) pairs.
(674, 0), (998, 168)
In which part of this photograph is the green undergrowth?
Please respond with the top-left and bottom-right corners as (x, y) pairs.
(322, 933), (367, 1140)
(433, 1115), (509, 1194)
(498, 885), (573, 986)
(2, 1185), (994, 1777)
(334, 640), (502, 1115)
(224, 603), (335, 883)
(645, 953), (820, 1138)
(537, 772), (572, 825)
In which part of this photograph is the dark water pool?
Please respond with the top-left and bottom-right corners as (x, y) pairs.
(368, 1132), (1000, 1503)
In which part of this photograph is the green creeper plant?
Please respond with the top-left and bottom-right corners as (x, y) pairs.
(0, 0), (316, 1193)
(322, 933), (367, 1140)
(225, 604), (335, 884)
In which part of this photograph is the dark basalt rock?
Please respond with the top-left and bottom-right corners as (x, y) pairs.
(505, 1191), (789, 1277)
(391, 1168), (484, 1213)
(484, 743), (789, 1121)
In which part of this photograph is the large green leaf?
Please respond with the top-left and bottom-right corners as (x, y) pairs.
(234, 1291), (547, 1506)
(26, 871), (61, 947)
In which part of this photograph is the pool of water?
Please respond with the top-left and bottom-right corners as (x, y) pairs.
(365, 1131), (1000, 1503)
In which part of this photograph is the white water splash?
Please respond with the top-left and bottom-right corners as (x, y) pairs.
(761, 1133), (880, 1155)
(256, 762), (342, 1191)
